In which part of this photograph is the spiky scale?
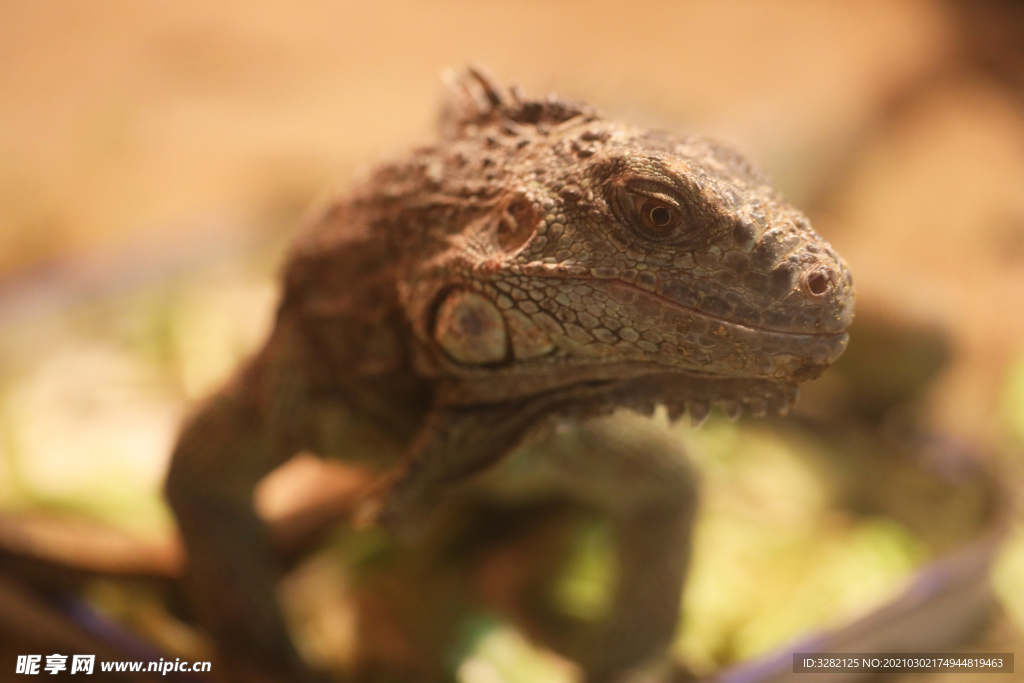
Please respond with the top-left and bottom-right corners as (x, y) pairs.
(689, 402), (711, 428)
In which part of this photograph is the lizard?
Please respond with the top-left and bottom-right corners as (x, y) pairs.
(164, 66), (855, 683)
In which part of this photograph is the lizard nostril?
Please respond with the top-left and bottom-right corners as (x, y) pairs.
(805, 269), (831, 296)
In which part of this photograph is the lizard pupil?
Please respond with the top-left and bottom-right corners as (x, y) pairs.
(649, 206), (673, 227)
(629, 194), (681, 237)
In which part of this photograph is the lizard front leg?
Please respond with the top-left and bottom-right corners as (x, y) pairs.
(165, 323), (322, 683)
(500, 415), (699, 683)
(580, 418), (697, 683)
(365, 396), (697, 682)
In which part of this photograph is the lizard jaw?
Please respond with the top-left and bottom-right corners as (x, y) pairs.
(436, 361), (804, 422)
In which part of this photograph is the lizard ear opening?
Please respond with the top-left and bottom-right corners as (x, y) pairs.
(496, 196), (540, 253)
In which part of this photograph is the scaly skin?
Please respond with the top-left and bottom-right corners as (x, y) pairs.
(165, 67), (855, 683)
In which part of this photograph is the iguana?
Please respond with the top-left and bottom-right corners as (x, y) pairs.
(164, 67), (855, 683)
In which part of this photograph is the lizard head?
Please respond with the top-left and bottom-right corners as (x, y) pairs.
(409, 67), (855, 420)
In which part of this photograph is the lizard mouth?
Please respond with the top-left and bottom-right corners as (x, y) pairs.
(603, 280), (851, 340)
(600, 280), (850, 369)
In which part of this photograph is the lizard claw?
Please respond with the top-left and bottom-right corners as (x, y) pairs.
(353, 481), (432, 542)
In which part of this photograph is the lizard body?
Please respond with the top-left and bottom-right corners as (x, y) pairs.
(165, 68), (854, 683)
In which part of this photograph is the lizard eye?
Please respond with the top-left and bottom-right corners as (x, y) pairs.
(634, 196), (682, 235)
(609, 176), (692, 244)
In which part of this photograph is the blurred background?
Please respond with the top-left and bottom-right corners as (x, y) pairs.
(1, 1), (1023, 681)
